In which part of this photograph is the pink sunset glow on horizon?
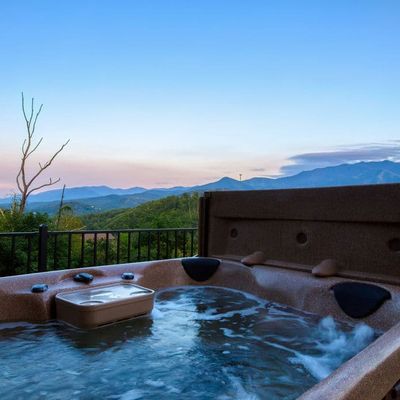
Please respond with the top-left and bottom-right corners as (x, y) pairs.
(0, 153), (286, 197)
(2, 140), (400, 197)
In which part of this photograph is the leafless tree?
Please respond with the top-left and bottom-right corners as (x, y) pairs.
(16, 93), (69, 214)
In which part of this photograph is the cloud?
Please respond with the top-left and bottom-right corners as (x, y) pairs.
(280, 142), (400, 176)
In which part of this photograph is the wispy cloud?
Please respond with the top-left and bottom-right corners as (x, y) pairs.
(250, 167), (266, 172)
(280, 142), (400, 176)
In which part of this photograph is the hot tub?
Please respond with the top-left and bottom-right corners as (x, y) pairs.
(0, 184), (400, 399)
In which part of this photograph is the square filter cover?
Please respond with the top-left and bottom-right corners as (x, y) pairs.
(56, 283), (154, 328)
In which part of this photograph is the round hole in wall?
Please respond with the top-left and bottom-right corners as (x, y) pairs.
(388, 238), (400, 252)
(296, 232), (308, 245)
(230, 228), (238, 238)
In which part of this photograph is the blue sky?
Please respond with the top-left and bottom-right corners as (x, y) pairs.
(0, 1), (399, 195)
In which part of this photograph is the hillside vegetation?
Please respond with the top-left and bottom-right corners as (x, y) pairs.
(25, 191), (168, 215)
(82, 193), (199, 230)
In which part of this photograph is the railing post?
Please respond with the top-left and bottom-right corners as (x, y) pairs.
(198, 194), (210, 257)
(38, 224), (48, 272)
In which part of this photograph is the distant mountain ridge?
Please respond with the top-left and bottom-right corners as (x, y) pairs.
(1, 160), (400, 214)
(186, 160), (400, 193)
(24, 185), (147, 203)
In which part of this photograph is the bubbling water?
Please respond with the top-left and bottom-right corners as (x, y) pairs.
(289, 316), (375, 380)
(0, 286), (378, 400)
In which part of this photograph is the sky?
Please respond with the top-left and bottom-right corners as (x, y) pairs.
(0, 1), (399, 196)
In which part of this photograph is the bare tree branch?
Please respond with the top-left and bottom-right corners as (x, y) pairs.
(29, 97), (34, 127)
(26, 139), (70, 188)
(31, 104), (43, 135)
(21, 92), (29, 124)
(27, 137), (43, 156)
(27, 177), (61, 197)
(16, 93), (69, 214)
(16, 169), (23, 193)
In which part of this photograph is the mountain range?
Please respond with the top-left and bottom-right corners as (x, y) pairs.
(1, 160), (400, 215)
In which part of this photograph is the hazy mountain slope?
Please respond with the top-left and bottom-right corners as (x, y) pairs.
(187, 177), (253, 192)
(242, 160), (400, 189)
(0, 185), (147, 205)
(27, 185), (147, 203)
(183, 161), (400, 192)
(27, 191), (168, 214)
(265, 160), (400, 189)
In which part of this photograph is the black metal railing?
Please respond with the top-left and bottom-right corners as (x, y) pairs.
(0, 225), (198, 277)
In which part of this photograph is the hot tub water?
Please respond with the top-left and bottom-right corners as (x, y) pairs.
(0, 286), (377, 400)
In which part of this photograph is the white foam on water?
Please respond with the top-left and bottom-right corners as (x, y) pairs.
(144, 379), (180, 394)
(154, 286), (266, 322)
(150, 307), (166, 319)
(153, 303), (263, 322)
(144, 379), (165, 388)
(65, 369), (81, 376)
(166, 386), (180, 394)
(0, 321), (43, 330)
(158, 285), (269, 304)
(114, 389), (144, 400)
(218, 370), (260, 400)
(289, 316), (375, 381)
(221, 328), (244, 339)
